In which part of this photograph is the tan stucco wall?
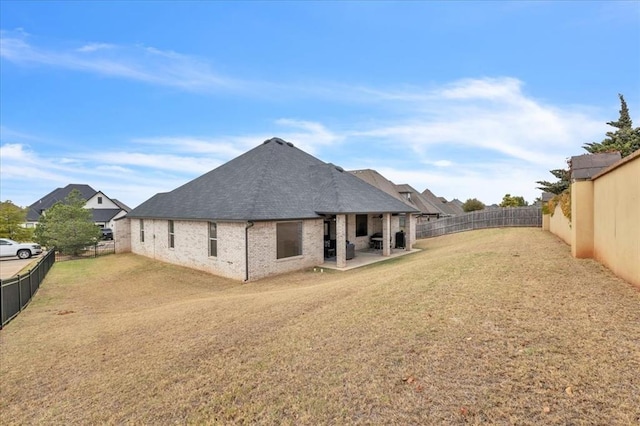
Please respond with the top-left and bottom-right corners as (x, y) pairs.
(571, 180), (594, 258)
(592, 155), (640, 287)
(547, 204), (571, 246)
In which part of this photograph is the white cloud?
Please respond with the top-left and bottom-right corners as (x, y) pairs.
(131, 136), (249, 157)
(273, 119), (343, 153)
(437, 77), (524, 101)
(76, 43), (115, 53)
(0, 31), (241, 93)
(349, 77), (606, 169)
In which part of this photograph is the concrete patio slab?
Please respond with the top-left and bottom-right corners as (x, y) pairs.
(320, 248), (421, 271)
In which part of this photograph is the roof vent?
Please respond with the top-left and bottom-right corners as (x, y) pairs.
(335, 166), (344, 173)
(264, 137), (294, 147)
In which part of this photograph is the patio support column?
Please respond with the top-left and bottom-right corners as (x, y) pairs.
(382, 213), (391, 256)
(405, 214), (413, 251)
(336, 214), (347, 268)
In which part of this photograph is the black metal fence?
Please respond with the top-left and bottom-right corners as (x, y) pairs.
(54, 241), (115, 262)
(417, 207), (542, 239)
(1, 249), (56, 329)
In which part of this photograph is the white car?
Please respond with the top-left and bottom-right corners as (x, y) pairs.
(0, 238), (43, 259)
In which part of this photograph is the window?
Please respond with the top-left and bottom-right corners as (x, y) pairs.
(277, 222), (302, 259)
(98, 196), (103, 204)
(208, 222), (217, 257)
(356, 214), (368, 237)
(168, 220), (175, 248)
(140, 219), (145, 243)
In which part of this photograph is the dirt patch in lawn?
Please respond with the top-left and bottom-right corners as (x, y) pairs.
(1, 228), (638, 425)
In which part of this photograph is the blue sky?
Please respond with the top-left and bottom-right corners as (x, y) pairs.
(1, 1), (639, 209)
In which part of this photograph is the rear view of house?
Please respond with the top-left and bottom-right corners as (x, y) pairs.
(120, 138), (419, 281)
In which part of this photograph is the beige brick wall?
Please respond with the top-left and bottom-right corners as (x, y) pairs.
(350, 213), (403, 250)
(114, 217), (131, 253)
(129, 218), (325, 281)
(130, 219), (246, 280)
(247, 219), (324, 281)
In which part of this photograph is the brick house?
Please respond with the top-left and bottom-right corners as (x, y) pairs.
(119, 138), (419, 281)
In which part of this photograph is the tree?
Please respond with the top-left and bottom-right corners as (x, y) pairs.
(34, 190), (102, 255)
(462, 198), (485, 212)
(583, 94), (640, 158)
(536, 167), (570, 195)
(0, 201), (33, 241)
(500, 194), (528, 208)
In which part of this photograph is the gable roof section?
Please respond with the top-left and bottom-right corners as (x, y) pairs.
(312, 165), (415, 215)
(448, 199), (465, 215)
(128, 138), (418, 221)
(349, 170), (447, 216)
(350, 169), (406, 203)
(111, 199), (132, 212)
(394, 183), (443, 216)
(26, 184), (97, 221)
(420, 188), (463, 216)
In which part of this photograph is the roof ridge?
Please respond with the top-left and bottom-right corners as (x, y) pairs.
(245, 141), (278, 219)
(328, 163), (346, 212)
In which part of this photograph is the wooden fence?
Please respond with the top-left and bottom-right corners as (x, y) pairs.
(417, 207), (542, 238)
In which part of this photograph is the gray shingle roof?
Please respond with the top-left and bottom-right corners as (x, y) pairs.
(349, 170), (441, 216)
(90, 209), (124, 222)
(420, 188), (463, 216)
(571, 152), (622, 180)
(128, 138), (419, 221)
(395, 184), (444, 216)
(26, 184), (97, 221)
(111, 199), (132, 212)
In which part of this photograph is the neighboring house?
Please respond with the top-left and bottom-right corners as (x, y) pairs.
(121, 138), (419, 281)
(350, 170), (442, 220)
(394, 184), (444, 220)
(420, 188), (465, 216)
(26, 184), (131, 232)
(350, 169), (465, 219)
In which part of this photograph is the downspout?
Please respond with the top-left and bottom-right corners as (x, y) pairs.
(244, 221), (254, 282)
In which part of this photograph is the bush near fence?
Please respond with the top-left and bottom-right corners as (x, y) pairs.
(1, 249), (56, 329)
(417, 207), (542, 238)
(55, 242), (115, 262)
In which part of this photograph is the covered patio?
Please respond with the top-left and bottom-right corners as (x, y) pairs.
(320, 247), (421, 271)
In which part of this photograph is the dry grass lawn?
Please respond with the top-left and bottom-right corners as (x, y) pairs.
(1, 228), (639, 425)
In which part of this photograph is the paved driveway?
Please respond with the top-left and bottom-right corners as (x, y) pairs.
(0, 255), (42, 280)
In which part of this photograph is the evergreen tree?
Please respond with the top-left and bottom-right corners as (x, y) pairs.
(0, 201), (33, 241)
(536, 167), (570, 195)
(34, 190), (102, 255)
(461, 198), (485, 212)
(583, 94), (640, 157)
